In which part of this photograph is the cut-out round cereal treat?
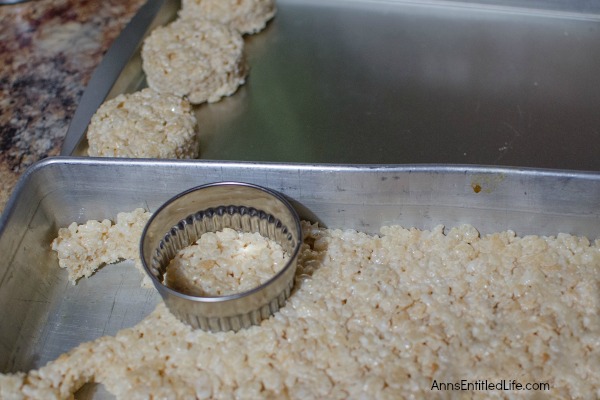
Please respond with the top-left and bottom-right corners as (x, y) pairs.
(86, 88), (199, 158)
(142, 18), (247, 104)
(179, 0), (276, 35)
(165, 228), (290, 297)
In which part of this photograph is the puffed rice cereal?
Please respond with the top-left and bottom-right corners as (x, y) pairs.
(5, 221), (599, 399)
(142, 18), (247, 104)
(86, 88), (199, 158)
(50, 208), (152, 287)
(165, 228), (289, 296)
(179, 0), (276, 35)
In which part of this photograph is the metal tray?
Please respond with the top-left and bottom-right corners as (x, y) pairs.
(2, 157), (600, 387)
(62, 0), (600, 170)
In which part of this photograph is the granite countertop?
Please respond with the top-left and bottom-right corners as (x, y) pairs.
(0, 0), (146, 214)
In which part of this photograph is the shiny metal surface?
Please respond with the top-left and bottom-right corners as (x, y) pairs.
(63, 0), (600, 171)
(0, 0), (33, 4)
(2, 158), (600, 387)
(141, 182), (302, 332)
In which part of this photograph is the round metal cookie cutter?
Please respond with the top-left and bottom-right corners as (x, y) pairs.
(140, 182), (302, 332)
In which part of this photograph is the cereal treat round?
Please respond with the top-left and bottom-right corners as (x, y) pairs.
(179, 0), (276, 35)
(86, 88), (199, 158)
(142, 18), (247, 104)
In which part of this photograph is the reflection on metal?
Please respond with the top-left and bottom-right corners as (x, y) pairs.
(64, 0), (600, 171)
(0, 0), (32, 4)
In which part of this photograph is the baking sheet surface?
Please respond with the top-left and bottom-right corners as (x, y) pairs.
(2, 159), (600, 388)
(63, 0), (600, 170)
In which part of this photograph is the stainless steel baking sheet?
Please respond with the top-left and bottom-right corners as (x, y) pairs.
(2, 158), (600, 391)
(62, 0), (600, 170)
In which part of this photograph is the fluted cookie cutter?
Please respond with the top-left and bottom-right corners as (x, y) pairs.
(140, 182), (302, 332)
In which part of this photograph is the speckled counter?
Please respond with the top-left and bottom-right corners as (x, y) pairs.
(0, 0), (146, 213)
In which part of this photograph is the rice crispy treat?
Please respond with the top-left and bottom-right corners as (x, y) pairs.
(51, 208), (153, 287)
(165, 228), (289, 296)
(142, 18), (247, 104)
(86, 88), (199, 158)
(8, 222), (600, 398)
(179, 0), (276, 35)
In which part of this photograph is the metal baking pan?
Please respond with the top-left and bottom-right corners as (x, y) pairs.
(2, 157), (600, 390)
(62, 0), (600, 170)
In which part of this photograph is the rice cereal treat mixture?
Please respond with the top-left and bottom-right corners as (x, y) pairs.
(179, 0), (276, 35)
(86, 88), (199, 158)
(165, 228), (289, 296)
(51, 208), (153, 287)
(5, 222), (600, 398)
(142, 18), (247, 104)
